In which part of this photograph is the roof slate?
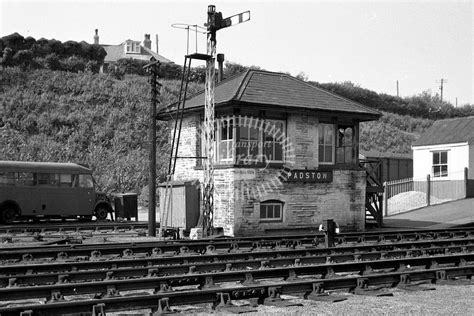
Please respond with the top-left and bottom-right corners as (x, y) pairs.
(413, 116), (474, 146)
(172, 70), (381, 119)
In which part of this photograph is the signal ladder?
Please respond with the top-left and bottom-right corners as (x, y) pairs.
(160, 53), (212, 238)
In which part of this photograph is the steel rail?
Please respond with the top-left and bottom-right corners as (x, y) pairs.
(2, 241), (471, 277)
(1, 235), (474, 264)
(0, 265), (472, 316)
(1, 244), (472, 288)
(0, 222), (148, 234)
(1, 224), (473, 240)
(0, 232), (145, 244)
(0, 254), (472, 305)
(3, 227), (474, 252)
(1, 227), (472, 251)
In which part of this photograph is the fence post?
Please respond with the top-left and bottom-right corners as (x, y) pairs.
(465, 167), (468, 198)
(383, 181), (388, 216)
(426, 174), (431, 206)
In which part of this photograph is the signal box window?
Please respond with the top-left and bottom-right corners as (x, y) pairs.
(433, 151), (448, 178)
(264, 120), (284, 163)
(260, 201), (283, 221)
(318, 123), (335, 164)
(238, 123), (259, 163)
(217, 118), (234, 163)
(336, 126), (353, 164)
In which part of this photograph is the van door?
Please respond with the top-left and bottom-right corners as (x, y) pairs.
(76, 174), (95, 215)
(37, 173), (59, 216)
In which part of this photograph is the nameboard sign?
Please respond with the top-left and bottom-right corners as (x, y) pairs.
(285, 169), (333, 183)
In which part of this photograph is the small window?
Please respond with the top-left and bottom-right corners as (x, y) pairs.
(217, 117), (234, 163)
(433, 151), (448, 178)
(238, 123), (260, 163)
(263, 120), (284, 163)
(318, 123), (335, 164)
(0, 172), (15, 186)
(59, 174), (73, 187)
(125, 41), (140, 54)
(260, 201), (283, 221)
(17, 172), (34, 186)
(78, 174), (94, 188)
(336, 126), (353, 164)
(37, 173), (59, 187)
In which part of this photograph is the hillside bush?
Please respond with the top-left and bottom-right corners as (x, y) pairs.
(1, 33), (106, 71)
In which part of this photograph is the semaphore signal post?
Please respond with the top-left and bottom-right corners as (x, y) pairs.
(201, 5), (250, 237)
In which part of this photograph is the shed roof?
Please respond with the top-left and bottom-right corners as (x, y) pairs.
(413, 116), (474, 147)
(360, 150), (412, 160)
(161, 69), (381, 120)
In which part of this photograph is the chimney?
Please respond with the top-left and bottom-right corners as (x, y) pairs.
(217, 53), (225, 82)
(155, 34), (159, 53)
(144, 34), (151, 49)
(94, 29), (99, 45)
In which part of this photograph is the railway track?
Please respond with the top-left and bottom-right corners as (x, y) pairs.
(1, 223), (473, 240)
(0, 256), (472, 315)
(1, 252), (473, 300)
(1, 243), (472, 288)
(0, 228), (473, 315)
(2, 240), (472, 276)
(1, 233), (473, 264)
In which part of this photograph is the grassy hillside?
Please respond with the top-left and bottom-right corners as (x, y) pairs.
(360, 112), (433, 154)
(0, 66), (448, 202)
(0, 67), (202, 197)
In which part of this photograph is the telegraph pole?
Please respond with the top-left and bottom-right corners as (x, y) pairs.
(144, 59), (161, 237)
(438, 78), (447, 102)
(396, 80), (399, 97)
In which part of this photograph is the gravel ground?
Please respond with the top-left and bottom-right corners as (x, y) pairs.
(240, 284), (474, 316)
(108, 284), (474, 315)
(387, 191), (450, 216)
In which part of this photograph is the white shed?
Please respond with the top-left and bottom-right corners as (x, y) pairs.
(412, 116), (474, 197)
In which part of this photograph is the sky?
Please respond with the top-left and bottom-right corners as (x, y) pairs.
(1, 0), (473, 106)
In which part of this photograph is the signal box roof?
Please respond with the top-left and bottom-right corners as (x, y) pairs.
(158, 69), (381, 121)
(0, 161), (92, 174)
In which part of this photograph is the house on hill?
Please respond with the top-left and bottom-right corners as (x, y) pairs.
(158, 69), (382, 236)
(412, 116), (474, 198)
(92, 29), (172, 72)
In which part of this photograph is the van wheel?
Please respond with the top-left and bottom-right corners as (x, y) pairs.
(1, 208), (17, 224)
(95, 207), (108, 220)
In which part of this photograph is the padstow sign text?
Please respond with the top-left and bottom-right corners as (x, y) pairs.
(285, 169), (333, 183)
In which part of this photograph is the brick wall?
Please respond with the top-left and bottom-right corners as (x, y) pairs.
(173, 115), (202, 181)
(170, 113), (367, 236)
(233, 168), (366, 236)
